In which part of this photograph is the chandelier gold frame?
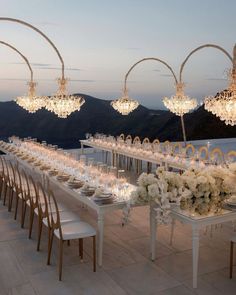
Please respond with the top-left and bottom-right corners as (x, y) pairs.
(0, 17), (85, 118)
(179, 43), (235, 126)
(111, 57), (191, 144)
(0, 40), (45, 113)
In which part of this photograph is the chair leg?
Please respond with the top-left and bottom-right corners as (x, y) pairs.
(14, 195), (19, 220)
(28, 209), (34, 239)
(79, 238), (83, 261)
(3, 184), (8, 205)
(47, 229), (54, 265)
(230, 241), (234, 279)
(59, 240), (64, 281)
(93, 236), (96, 272)
(21, 202), (27, 228)
(0, 179), (3, 199)
(37, 219), (43, 251)
(67, 240), (70, 246)
(8, 188), (14, 212)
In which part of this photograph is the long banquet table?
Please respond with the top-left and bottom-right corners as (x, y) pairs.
(80, 139), (206, 172)
(150, 203), (236, 288)
(0, 143), (136, 267)
(2, 140), (236, 288)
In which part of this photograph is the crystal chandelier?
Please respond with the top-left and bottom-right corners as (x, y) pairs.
(15, 81), (46, 113)
(163, 83), (198, 116)
(111, 90), (139, 115)
(45, 78), (85, 118)
(204, 70), (236, 126)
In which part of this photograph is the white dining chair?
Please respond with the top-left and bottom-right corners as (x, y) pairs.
(46, 189), (96, 280)
(230, 235), (236, 278)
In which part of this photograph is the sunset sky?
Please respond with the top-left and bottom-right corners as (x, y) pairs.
(0, 0), (235, 109)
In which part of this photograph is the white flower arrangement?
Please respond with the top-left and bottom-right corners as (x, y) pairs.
(126, 165), (235, 224)
(179, 166), (233, 215)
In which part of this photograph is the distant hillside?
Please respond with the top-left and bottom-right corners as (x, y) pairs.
(0, 94), (235, 148)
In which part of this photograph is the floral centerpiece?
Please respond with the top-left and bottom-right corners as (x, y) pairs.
(126, 165), (236, 224)
(179, 166), (234, 215)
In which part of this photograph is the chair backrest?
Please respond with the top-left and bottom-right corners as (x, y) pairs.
(37, 181), (49, 221)
(226, 150), (236, 163)
(2, 157), (10, 181)
(0, 156), (5, 177)
(185, 144), (195, 158)
(210, 148), (224, 164)
(142, 137), (151, 150)
(119, 134), (125, 140)
(20, 169), (30, 202)
(152, 139), (160, 152)
(142, 137), (150, 144)
(4, 158), (14, 186)
(14, 163), (22, 191)
(161, 140), (172, 154)
(133, 136), (141, 148)
(8, 161), (16, 188)
(28, 175), (39, 210)
(172, 143), (182, 155)
(125, 135), (132, 145)
(48, 189), (63, 239)
(198, 146), (209, 161)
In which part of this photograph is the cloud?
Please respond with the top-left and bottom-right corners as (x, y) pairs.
(35, 66), (82, 71)
(0, 78), (95, 82)
(3, 62), (82, 71)
(160, 74), (173, 77)
(153, 69), (160, 72)
(32, 63), (51, 67)
(205, 78), (227, 81)
(32, 63), (82, 71)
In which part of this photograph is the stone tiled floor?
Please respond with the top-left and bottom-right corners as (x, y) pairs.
(0, 186), (236, 295)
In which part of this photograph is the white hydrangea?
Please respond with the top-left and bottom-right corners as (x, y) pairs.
(125, 163), (235, 225)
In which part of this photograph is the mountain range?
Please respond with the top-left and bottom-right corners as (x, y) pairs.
(0, 94), (235, 148)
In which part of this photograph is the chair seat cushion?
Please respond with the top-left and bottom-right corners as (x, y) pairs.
(34, 202), (67, 215)
(232, 235), (236, 243)
(54, 221), (96, 240)
(43, 211), (80, 227)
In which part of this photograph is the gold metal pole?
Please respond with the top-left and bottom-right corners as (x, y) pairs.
(0, 40), (33, 81)
(123, 57), (178, 93)
(0, 17), (65, 79)
(179, 44), (234, 145)
(180, 115), (187, 146)
(179, 43), (233, 83)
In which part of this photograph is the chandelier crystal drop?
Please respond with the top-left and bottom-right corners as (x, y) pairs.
(204, 70), (236, 126)
(111, 90), (139, 115)
(15, 81), (46, 113)
(163, 83), (198, 116)
(45, 78), (85, 118)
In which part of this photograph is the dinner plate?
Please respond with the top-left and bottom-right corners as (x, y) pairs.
(27, 158), (35, 163)
(80, 188), (96, 196)
(226, 195), (236, 206)
(226, 201), (236, 208)
(92, 196), (114, 205)
(95, 193), (113, 199)
(40, 165), (51, 171)
(67, 180), (84, 189)
(48, 170), (59, 176)
(57, 174), (70, 181)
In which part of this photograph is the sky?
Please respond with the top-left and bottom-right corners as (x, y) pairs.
(0, 0), (235, 109)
